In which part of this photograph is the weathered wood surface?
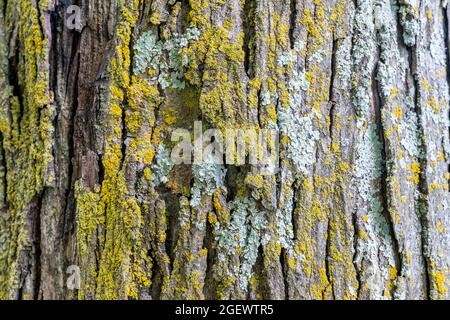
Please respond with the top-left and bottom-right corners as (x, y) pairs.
(1, 0), (450, 300)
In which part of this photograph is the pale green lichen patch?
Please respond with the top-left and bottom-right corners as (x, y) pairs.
(397, 92), (422, 159)
(134, 27), (200, 89)
(152, 143), (174, 186)
(398, 0), (419, 46)
(354, 124), (398, 299)
(275, 177), (296, 252)
(215, 197), (267, 291)
(355, 124), (385, 202)
(190, 157), (227, 208)
(278, 108), (319, 174)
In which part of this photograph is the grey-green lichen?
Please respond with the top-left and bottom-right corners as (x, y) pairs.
(398, 0), (419, 46)
(355, 124), (385, 203)
(375, 1), (408, 97)
(134, 27), (200, 89)
(275, 175), (296, 253)
(152, 143), (174, 186)
(354, 124), (397, 299)
(278, 108), (319, 174)
(190, 156), (227, 208)
(352, 0), (377, 118)
(215, 197), (267, 291)
(397, 91), (422, 159)
(276, 43), (317, 175)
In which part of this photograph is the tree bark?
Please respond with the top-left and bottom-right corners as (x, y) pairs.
(1, 0), (450, 300)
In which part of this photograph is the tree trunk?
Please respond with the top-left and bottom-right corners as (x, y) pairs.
(1, 0), (450, 300)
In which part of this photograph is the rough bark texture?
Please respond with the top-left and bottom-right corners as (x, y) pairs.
(1, 0), (450, 300)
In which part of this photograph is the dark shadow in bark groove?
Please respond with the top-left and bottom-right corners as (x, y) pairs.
(373, 56), (402, 298)
(280, 248), (289, 300)
(32, 192), (44, 300)
(202, 219), (216, 299)
(251, 244), (265, 299)
(351, 207), (362, 298)
(157, 185), (181, 271)
(242, 0), (256, 78)
(288, 0), (297, 50)
(149, 249), (163, 300)
(225, 166), (239, 203)
(407, 26), (432, 300)
(8, 46), (24, 135)
(325, 219), (335, 299)
(0, 132), (6, 209)
(444, 6), (450, 195)
(328, 37), (338, 138)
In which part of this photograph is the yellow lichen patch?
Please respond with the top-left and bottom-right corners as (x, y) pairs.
(208, 212), (218, 225)
(0, 0), (55, 298)
(430, 180), (440, 192)
(427, 98), (440, 113)
(436, 221), (446, 234)
(245, 174), (264, 189)
(310, 266), (332, 300)
(386, 268), (399, 296)
(389, 267), (398, 281)
(150, 12), (160, 25)
(74, 0), (155, 300)
(406, 162), (421, 185)
(184, 22), (246, 130)
(421, 78), (432, 92)
(302, 9), (319, 38)
(111, 103), (123, 117)
(144, 168), (152, 181)
(431, 269), (448, 299)
(438, 149), (446, 162)
(213, 190), (229, 224)
(287, 255), (298, 270)
(359, 229), (368, 241)
(392, 104), (403, 119)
